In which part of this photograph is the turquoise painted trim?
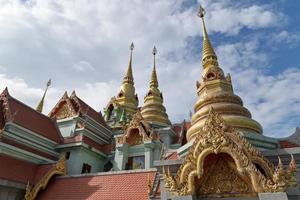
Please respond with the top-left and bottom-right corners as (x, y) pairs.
(177, 139), (194, 158)
(84, 115), (112, 135)
(6, 123), (58, 147)
(81, 143), (108, 158)
(3, 132), (59, 157)
(76, 116), (112, 142)
(56, 142), (82, 149)
(0, 142), (54, 164)
(56, 142), (107, 158)
(56, 116), (78, 123)
(76, 128), (108, 144)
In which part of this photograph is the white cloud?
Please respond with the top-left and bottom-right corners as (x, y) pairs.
(72, 60), (95, 72)
(0, 0), (297, 138)
(217, 40), (300, 137)
(202, 1), (284, 35)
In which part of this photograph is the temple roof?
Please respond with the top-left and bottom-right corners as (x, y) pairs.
(49, 91), (108, 129)
(36, 169), (157, 200)
(0, 154), (54, 185)
(0, 88), (62, 143)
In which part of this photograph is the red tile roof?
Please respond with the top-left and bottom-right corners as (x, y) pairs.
(0, 154), (57, 185)
(0, 88), (62, 143)
(165, 152), (179, 161)
(1, 137), (57, 161)
(71, 92), (108, 128)
(279, 140), (300, 148)
(49, 91), (109, 129)
(0, 154), (37, 184)
(37, 170), (157, 200)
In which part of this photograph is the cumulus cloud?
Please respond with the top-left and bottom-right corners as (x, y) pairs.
(73, 61), (95, 72)
(217, 39), (300, 137)
(0, 0), (298, 137)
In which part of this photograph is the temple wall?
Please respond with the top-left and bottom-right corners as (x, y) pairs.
(65, 146), (106, 175)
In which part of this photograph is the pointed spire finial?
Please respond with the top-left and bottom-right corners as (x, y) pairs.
(197, 5), (218, 68)
(36, 79), (51, 113)
(150, 46), (159, 88)
(123, 42), (134, 84)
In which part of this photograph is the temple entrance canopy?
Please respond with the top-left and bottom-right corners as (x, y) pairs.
(195, 153), (255, 198)
(163, 108), (297, 197)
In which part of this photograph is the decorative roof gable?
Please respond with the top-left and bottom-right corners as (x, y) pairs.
(0, 88), (62, 143)
(164, 108), (297, 197)
(116, 111), (159, 146)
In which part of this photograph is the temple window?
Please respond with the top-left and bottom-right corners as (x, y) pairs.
(65, 152), (70, 160)
(106, 104), (114, 120)
(125, 156), (145, 170)
(206, 72), (215, 80)
(81, 163), (92, 174)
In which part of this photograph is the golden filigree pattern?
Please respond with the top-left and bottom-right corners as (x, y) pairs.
(24, 155), (67, 200)
(115, 110), (159, 146)
(164, 109), (297, 197)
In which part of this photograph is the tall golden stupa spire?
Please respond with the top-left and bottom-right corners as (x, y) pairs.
(141, 46), (171, 126)
(36, 79), (51, 113)
(123, 42), (134, 84)
(150, 46), (158, 88)
(186, 6), (262, 141)
(198, 5), (219, 68)
(115, 42), (138, 115)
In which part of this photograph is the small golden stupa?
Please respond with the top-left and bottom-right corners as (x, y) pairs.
(141, 46), (171, 126)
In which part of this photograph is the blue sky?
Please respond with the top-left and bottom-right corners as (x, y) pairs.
(0, 0), (299, 137)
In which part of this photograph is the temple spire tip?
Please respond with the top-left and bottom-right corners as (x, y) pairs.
(150, 46), (158, 88)
(36, 79), (51, 113)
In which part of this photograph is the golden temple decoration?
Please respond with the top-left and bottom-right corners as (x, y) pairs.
(24, 155), (67, 200)
(141, 46), (171, 126)
(48, 92), (78, 119)
(187, 5), (262, 141)
(164, 108), (297, 197)
(36, 79), (51, 113)
(115, 110), (159, 146)
(106, 42), (138, 118)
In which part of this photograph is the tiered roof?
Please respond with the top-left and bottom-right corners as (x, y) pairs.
(0, 88), (62, 143)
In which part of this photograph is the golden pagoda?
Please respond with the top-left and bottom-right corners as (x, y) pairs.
(115, 42), (139, 114)
(104, 43), (139, 126)
(162, 6), (297, 198)
(141, 46), (171, 126)
(186, 6), (262, 141)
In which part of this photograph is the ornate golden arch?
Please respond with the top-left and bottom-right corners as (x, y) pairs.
(24, 156), (67, 200)
(115, 111), (159, 146)
(164, 109), (297, 197)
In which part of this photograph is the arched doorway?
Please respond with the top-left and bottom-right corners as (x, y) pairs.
(195, 153), (255, 198)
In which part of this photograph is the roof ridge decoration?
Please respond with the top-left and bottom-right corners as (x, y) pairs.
(48, 91), (78, 119)
(0, 87), (13, 122)
(163, 108), (297, 197)
(24, 155), (67, 200)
